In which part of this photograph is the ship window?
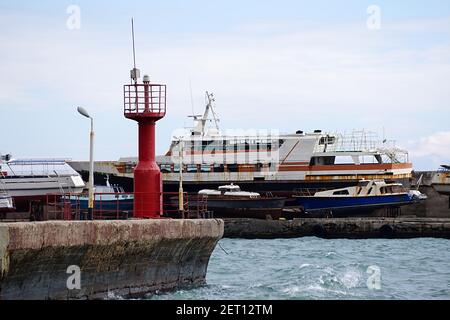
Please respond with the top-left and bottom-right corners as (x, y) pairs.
(358, 180), (370, 187)
(125, 163), (134, 173)
(200, 165), (211, 172)
(333, 190), (349, 195)
(227, 164), (239, 172)
(213, 164), (225, 172)
(334, 156), (355, 164)
(392, 185), (405, 193)
(310, 156), (335, 166)
(160, 164), (171, 173)
(201, 140), (213, 151)
(186, 165), (198, 173)
(319, 136), (336, 145)
(367, 187), (373, 195)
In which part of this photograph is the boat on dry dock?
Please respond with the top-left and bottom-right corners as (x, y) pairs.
(293, 179), (427, 216)
(68, 176), (133, 212)
(0, 154), (85, 211)
(194, 184), (286, 219)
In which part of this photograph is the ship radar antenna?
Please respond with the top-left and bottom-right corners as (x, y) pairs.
(205, 91), (220, 131)
(130, 18), (140, 84)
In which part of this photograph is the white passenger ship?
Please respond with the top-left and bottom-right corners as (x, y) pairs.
(157, 92), (412, 194)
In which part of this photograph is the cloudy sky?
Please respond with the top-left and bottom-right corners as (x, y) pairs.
(0, 0), (449, 170)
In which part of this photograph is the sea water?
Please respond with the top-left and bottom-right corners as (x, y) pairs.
(152, 237), (450, 300)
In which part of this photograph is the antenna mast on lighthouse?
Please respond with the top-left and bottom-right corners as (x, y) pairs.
(130, 18), (140, 85)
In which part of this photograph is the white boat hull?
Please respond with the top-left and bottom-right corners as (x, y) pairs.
(0, 195), (15, 212)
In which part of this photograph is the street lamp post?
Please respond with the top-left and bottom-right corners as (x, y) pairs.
(178, 140), (184, 215)
(77, 107), (94, 220)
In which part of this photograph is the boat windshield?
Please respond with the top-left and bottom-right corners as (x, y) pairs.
(218, 185), (241, 192)
(358, 180), (370, 187)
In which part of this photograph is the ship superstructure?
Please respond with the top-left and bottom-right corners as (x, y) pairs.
(156, 92), (412, 192)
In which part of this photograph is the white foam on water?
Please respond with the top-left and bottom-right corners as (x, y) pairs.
(107, 291), (125, 300)
(340, 269), (363, 289)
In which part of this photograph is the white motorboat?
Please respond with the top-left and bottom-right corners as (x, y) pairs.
(1, 154), (85, 211)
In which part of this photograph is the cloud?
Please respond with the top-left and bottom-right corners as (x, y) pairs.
(406, 131), (450, 170)
(408, 131), (450, 158)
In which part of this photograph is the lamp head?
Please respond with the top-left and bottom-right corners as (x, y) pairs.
(77, 107), (91, 119)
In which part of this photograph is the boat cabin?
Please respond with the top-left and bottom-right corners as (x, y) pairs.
(218, 185), (242, 193)
(199, 184), (261, 198)
(315, 180), (408, 198)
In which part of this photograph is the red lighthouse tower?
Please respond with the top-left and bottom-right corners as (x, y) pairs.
(124, 72), (166, 218)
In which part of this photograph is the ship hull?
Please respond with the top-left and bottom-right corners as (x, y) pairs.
(1, 177), (85, 212)
(69, 199), (133, 211)
(184, 196), (286, 220)
(432, 183), (450, 196)
(294, 194), (412, 214)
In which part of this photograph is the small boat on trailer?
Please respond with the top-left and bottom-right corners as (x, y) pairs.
(194, 184), (286, 220)
(293, 179), (426, 216)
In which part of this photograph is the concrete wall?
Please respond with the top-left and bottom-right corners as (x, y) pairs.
(401, 186), (449, 217)
(0, 219), (224, 300)
(402, 171), (450, 218)
(224, 218), (450, 239)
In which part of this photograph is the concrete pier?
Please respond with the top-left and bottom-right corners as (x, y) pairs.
(0, 219), (224, 300)
(224, 218), (450, 239)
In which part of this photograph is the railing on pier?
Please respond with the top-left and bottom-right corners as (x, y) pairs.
(42, 191), (212, 221)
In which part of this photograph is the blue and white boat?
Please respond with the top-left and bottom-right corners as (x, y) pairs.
(69, 178), (133, 211)
(293, 180), (426, 214)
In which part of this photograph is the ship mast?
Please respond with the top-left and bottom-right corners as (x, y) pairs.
(190, 91), (220, 136)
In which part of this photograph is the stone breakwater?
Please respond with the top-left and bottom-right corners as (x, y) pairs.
(0, 219), (224, 300)
(223, 218), (450, 239)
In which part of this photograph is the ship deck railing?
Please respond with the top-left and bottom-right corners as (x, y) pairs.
(293, 188), (330, 197)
